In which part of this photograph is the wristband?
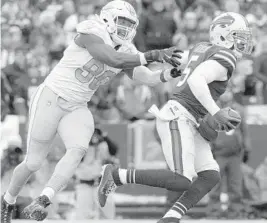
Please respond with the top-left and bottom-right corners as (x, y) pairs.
(210, 107), (220, 116)
(160, 70), (167, 82)
(139, 53), (148, 65)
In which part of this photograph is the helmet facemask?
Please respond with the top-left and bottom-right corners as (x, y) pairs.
(112, 16), (138, 44)
(226, 29), (253, 55)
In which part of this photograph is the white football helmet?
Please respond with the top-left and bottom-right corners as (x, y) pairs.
(210, 12), (253, 58)
(100, 0), (139, 45)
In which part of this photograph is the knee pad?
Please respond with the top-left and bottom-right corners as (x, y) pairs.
(65, 147), (87, 163)
(198, 170), (221, 188)
(24, 156), (44, 172)
(166, 173), (191, 191)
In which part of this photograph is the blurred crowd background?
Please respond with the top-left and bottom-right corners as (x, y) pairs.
(1, 0), (267, 221)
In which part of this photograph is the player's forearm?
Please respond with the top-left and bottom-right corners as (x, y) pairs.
(188, 75), (220, 116)
(111, 52), (147, 69)
(133, 68), (162, 86)
(138, 70), (163, 86)
(133, 67), (176, 86)
(79, 34), (146, 69)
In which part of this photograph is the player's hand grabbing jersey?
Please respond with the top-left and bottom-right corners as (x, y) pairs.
(45, 15), (139, 104)
(172, 42), (237, 120)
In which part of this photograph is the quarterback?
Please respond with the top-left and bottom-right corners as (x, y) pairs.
(98, 12), (253, 223)
(1, 1), (183, 222)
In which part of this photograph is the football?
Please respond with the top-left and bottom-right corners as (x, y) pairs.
(228, 108), (242, 126)
(205, 108), (241, 131)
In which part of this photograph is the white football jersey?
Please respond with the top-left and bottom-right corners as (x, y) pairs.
(45, 15), (138, 104)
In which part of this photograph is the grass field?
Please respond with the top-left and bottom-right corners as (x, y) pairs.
(12, 220), (267, 223)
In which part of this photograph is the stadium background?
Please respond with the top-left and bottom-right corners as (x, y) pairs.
(1, 0), (267, 221)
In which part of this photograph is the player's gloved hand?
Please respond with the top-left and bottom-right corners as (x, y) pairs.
(170, 67), (182, 78)
(161, 68), (182, 82)
(210, 107), (241, 132)
(144, 47), (183, 67)
(197, 115), (218, 142)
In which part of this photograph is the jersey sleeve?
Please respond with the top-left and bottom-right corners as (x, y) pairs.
(76, 18), (108, 42)
(210, 49), (237, 78)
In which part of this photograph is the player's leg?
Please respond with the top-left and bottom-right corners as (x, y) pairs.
(41, 107), (94, 201)
(160, 133), (221, 223)
(115, 118), (193, 188)
(98, 118), (192, 207)
(158, 118), (200, 223)
(2, 85), (63, 222)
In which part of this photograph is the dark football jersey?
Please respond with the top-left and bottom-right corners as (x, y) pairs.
(171, 42), (237, 120)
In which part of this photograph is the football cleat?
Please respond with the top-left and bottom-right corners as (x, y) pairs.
(98, 164), (118, 207)
(22, 195), (51, 221)
(1, 196), (15, 223)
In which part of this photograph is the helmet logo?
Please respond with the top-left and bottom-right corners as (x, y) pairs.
(211, 14), (235, 30)
(125, 3), (136, 17)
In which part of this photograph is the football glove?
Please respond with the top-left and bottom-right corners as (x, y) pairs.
(209, 107), (241, 132)
(144, 47), (183, 67)
(170, 67), (182, 78)
(160, 68), (182, 82)
(197, 115), (218, 142)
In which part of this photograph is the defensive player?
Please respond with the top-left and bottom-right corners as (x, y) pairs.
(1, 1), (183, 222)
(98, 12), (253, 223)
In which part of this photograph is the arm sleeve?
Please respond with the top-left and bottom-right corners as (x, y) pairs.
(210, 49), (237, 78)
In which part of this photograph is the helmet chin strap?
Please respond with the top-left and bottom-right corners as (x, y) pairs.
(105, 23), (122, 45)
(106, 24), (116, 34)
(110, 35), (121, 47)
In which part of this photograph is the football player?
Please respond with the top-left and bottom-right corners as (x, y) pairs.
(98, 12), (253, 223)
(1, 1), (183, 222)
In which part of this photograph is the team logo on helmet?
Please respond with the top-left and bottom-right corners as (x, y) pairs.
(211, 14), (235, 30)
(125, 2), (136, 17)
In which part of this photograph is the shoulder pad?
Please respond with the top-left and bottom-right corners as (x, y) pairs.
(76, 16), (109, 42)
(191, 42), (211, 54)
(210, 47), (237, 78)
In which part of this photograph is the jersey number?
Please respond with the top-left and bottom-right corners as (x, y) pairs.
(177, 55), (199, 87)
(75, 58), (116, 90)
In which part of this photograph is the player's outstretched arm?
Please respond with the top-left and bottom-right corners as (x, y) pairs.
(123, 66), (182, 86)
(75, 34), (182, 69)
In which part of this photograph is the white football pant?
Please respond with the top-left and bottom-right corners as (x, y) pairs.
(152, 100), (219, 181)
(26, 84), (94, 169)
